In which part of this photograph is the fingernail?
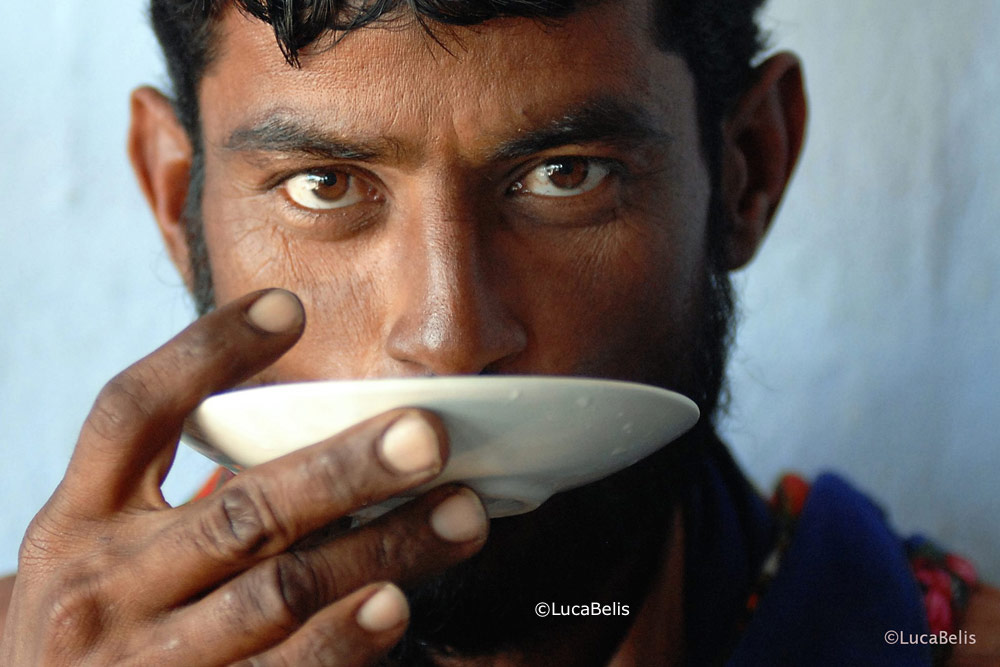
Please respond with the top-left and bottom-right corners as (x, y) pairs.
(379, 413), (441, 475)
(356, 583), (409, 633)
(245, 289), (303, 334)
(430, 488), (488, 543)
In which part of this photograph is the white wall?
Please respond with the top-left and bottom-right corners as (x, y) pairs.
(1, 2), (997, 582)
(0, 4), (217, 568)
(719, 1), (1000, 581)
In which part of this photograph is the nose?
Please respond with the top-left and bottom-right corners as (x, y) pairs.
(384, 200), (527, 375)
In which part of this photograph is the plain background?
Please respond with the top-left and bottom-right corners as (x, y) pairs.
(1, 2), (998, 582)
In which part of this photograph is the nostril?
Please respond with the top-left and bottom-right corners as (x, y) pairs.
(384, 319), (526, 376)
(478, 360), (505, 376)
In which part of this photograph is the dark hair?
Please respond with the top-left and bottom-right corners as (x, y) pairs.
(151, 0), (766, 156)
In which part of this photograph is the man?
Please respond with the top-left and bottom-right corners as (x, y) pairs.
(0, 0), (997, 664)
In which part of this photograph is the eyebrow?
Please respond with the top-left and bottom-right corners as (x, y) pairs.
(223, 113), (404, 162)
(221, 96), (671, 165)
(487, 97), (672, 162)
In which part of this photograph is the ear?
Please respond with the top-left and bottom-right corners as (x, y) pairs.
(720, 52), (807, 270)
(128, 86), (195, 289)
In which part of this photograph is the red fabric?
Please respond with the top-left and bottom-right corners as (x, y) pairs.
(191, 467), (234, 502)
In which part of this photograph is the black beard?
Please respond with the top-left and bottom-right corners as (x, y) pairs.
(386, 426), (710, 664)
(183, 154), (736, 662)
(382, 217), (734, 662)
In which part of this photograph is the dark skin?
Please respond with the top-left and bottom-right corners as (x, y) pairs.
(1, 0), (997, 664)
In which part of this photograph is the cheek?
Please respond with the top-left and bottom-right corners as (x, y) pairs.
(494, 200), (702, 381)
(201, 188), (390, 378)
(512, 164), (710, 380)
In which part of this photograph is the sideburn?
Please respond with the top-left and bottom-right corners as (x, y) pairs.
(183, 146), (214, 316)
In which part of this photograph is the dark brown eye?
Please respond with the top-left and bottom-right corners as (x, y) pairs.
(512, 158), (612, 198)
(311, 172), (350, 200)
(544, 159), (590, 190)
(284, 170), (374, 210)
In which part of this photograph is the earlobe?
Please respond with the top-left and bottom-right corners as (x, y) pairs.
(720, 52), (807, 270)
(128, 86), (195, 288)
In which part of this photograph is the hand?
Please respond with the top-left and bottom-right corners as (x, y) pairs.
(0, 289), (488, 666)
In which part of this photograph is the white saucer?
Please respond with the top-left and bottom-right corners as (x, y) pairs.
(181, 376), (699, 519)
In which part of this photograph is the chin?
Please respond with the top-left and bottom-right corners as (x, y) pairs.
(389, 422), (704, 662)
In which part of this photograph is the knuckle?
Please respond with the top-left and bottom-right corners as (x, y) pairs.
(370, 531), (397, 573)
(177, 320), (233, 365)
(354, 525), (414, 581)
(17, 503), (97, 566)
(351, 513), (445, 587)
(299, 447), (373, 510)
(18, 514), (64, 566)
(87, 372), (159, 441)
(42, 578), (108, 652)
(302, 451), (352, 494)
(255, 553), (321, 631)
(195, 484), (289, 562)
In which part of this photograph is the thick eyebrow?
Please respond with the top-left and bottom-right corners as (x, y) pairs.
(222, 114), (404, 162)
(221, 97), (670, 165)
(487, 97), (672, 162)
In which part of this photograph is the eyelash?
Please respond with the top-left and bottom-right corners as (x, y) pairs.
(270, 155), (627, 220)
(507, 156), (624, 197)
(273, 167), (380, 209)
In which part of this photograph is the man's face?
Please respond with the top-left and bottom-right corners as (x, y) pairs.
(195, 0), (714, 396)
(164, 1), (744, 656)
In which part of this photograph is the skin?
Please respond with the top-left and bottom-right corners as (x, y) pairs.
(188, 7), (723, 661)
(2, 0), (993, 664)
(196, 8), (711, 386)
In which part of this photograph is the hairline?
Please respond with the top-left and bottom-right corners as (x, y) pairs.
(180, 0), (689, 142)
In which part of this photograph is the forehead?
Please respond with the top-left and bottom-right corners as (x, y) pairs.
(198, 0), (697, 160)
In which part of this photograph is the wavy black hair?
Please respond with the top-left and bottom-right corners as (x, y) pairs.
(151, 0), (767, 158)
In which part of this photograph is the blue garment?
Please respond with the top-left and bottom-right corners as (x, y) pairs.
(683, 444), (932, 665)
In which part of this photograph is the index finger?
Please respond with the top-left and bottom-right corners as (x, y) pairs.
(61, 288), (305, 513)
